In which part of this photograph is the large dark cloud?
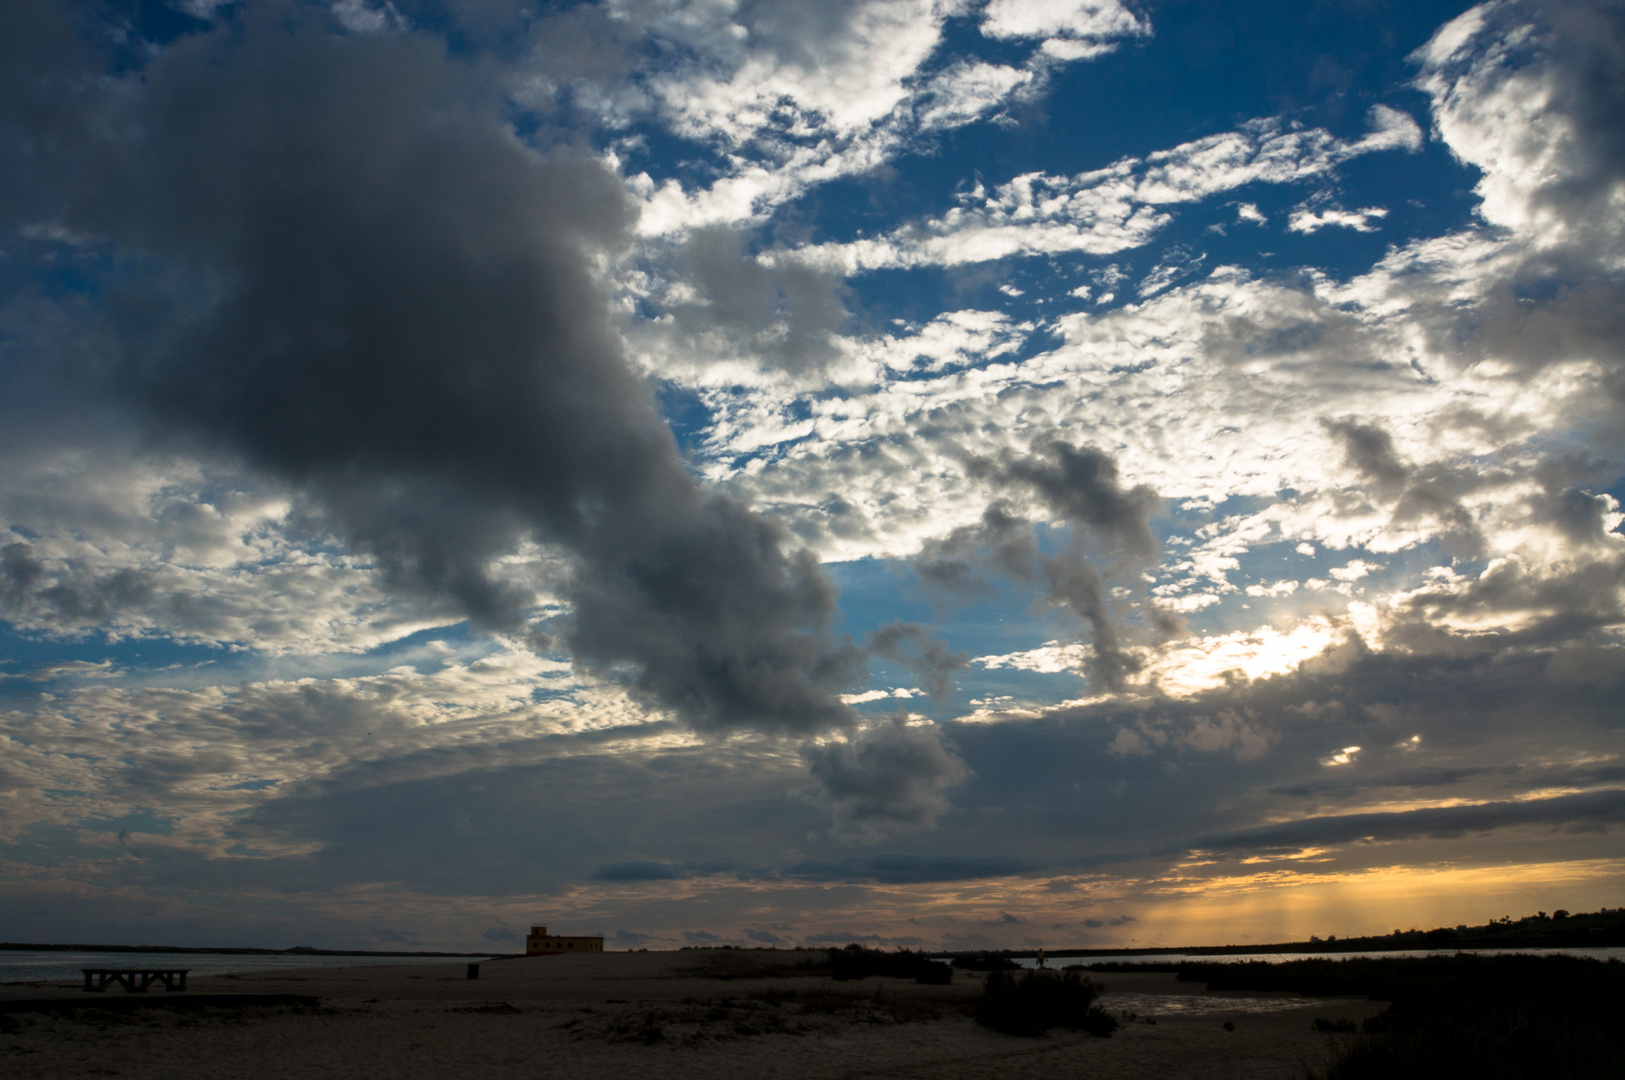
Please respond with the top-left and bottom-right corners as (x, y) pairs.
(4, 2), (861, 735)
(802, 716), (969, 841)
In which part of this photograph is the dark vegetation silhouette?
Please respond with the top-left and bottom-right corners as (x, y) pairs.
(827, 945), (952, 984)
(975, 969), (1118, 1037)
(1040, 905), (1625, 963)
(1162, 953), (1623, 1079)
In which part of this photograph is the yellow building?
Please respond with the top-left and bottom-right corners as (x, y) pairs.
(525, 925), (605, 956)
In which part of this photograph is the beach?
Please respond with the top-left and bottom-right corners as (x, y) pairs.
(0, 950), (1379, 1078)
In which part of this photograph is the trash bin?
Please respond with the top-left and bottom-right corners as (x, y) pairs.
(467, 963), (480, 980)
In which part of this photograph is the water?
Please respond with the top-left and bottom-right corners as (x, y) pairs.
(1098, 991), (1326, 1017)
(1015, 945), (1625, 969)
(0, 950), (497, 985)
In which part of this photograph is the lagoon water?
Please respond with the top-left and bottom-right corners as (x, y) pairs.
(1025, 945), (1625, 969)
(0, 949), (495, 984)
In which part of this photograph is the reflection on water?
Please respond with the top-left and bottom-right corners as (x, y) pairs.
(1098, 991), (1338, 1017)
(0, 950), (494, 985)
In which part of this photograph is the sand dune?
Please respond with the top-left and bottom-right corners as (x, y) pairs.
(0, 950), (1378, 1078)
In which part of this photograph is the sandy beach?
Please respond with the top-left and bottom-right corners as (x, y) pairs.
(0, 950), (1380, 1079)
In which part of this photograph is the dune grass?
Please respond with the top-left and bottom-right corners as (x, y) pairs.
(827, 945), (952, 984)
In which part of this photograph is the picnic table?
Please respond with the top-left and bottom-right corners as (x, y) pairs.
(81, 968), (191, 993)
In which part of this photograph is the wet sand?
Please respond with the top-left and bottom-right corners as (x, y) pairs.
(0, 950), (1379, 1078)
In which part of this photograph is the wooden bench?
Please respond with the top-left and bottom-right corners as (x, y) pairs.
(81, 968), (190, 993)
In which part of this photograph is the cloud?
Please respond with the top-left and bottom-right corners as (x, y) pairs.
(1287, 205), (1388, 234)
(9, 8), (862, 737)
(1079, 913), (1136, 928)
(867, 621), (969, 700)
(979, 0), (1149, 49)
(592, 861), (685, 882)
(610, 0), (1146, 235)
(929, 440), (1168, 689)
(746, 928), (788, 944)
(775, 105), (1423, 273)
(329, 0), (408, 36)
(1415, 0), (1625, 247)
(1406, 0), (1625, 418)
(641, 224), (852, 375)
(1189, 789), (1625, 856)
(782, 853), (1030, 883)
(610, 929), (659, 944)
(802, 717), (970, 841)
(915, 61), (1036, 131)
(974, 440), (1161, 560)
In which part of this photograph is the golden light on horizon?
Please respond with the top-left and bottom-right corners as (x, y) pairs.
(1122, 858), (1625, 947)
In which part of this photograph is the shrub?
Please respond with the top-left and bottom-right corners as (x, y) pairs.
(827, 945), (951, 984)
(975, 969), (1118, 1037)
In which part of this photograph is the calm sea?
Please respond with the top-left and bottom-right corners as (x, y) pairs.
(0, 950), (497, 984)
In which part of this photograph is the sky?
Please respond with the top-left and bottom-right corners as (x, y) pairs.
(1, 0), (1622, 954)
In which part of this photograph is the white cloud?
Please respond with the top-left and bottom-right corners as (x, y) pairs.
(1138, 247), (1205, 296)
(974, 641), (1089, 673)
(1287, 205), (1389, 234)
(841, 687), (921, 703)
(1138, 620), (1346, 697)
(980, 0), (1148, 44)
(916, 61), (1036, 130)
(1413, 3), (1589, 242)
(611, 0), (1148, 236)
(1320, 745), (1362, 766)
(1160, 592), (1223, 613)
(1330, 560), (1382, 582)
(774, 107), (1423, 272)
